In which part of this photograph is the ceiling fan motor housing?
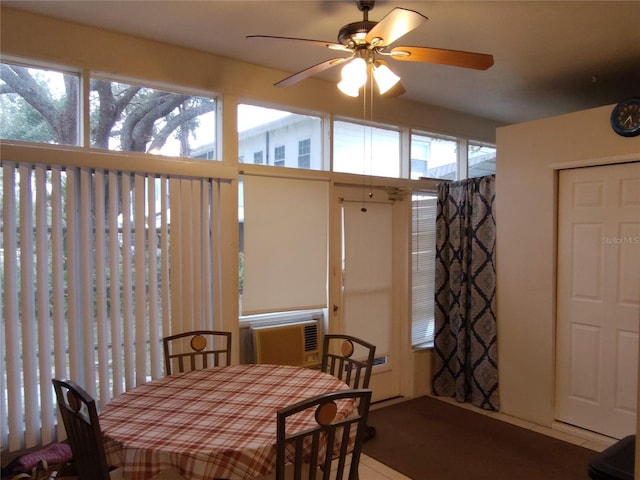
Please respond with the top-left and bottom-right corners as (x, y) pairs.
(338, 21), (377, 47)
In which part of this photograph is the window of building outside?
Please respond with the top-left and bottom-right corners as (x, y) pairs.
(274, 145), (285, 167)
(237, 104), (323, 170)
(298, 139), (311, 169)
(254, 151), (264, 164)
(0, 61), (80, 145)
(411, 132), (457, 180)
(333, 120), (400, 178)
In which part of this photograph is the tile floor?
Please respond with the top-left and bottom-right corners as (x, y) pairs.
(357, 395), (619, 480)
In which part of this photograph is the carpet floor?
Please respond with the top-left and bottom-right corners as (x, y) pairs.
(362, 395), (597, 480)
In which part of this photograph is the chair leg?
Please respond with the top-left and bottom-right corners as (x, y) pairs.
(363, 424), (376, 442)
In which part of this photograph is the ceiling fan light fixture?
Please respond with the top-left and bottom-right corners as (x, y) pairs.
(373, 63), (401, 94)
(338, 57), (368, 96)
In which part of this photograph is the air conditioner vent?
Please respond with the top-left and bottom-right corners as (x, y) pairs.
(304, 323), (318, 352)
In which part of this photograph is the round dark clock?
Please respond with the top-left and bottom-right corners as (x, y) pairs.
(610, 97), (640, 137)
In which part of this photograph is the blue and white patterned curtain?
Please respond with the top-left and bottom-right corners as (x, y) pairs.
(432, 175), (499, 410)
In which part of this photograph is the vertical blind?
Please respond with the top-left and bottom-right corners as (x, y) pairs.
(242, 175), (328, 315)
(0, 160), (220, 451)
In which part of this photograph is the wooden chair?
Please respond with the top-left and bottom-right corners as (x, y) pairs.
(321, 334), (377, 442)
(51, 378), (119, 480)
(275, 389), (372, 480)
(52, 378), (187, 480)
(163, 330), (232, 375)
(321, 334), (376, 390)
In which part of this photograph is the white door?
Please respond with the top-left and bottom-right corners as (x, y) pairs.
(330, 185), (404, 401)
(556, 161), (640, 439)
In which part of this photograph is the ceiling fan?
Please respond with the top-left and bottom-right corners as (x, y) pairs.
(247, 0), (494, 97)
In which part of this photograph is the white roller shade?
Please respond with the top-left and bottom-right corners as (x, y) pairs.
(342, 201), (392, 356)
(242, 175), (328, 314)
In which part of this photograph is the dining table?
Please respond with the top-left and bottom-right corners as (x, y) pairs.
(100, 363), (354, 480)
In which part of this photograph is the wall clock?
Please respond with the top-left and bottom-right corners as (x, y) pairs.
(610, 97), (640, 137)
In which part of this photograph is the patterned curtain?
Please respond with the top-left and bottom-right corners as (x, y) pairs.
(432, 175), (499, 410)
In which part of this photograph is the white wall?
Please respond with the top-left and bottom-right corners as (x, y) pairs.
(496, 105), (640, 431)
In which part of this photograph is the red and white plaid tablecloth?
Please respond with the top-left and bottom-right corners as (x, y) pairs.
(101, 364), (352, 480)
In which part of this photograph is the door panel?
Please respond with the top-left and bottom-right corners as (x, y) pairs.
(331, 185), (402, 401)
(556, 161), (640, 439)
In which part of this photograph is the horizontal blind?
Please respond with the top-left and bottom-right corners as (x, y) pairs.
(412, 193), (437, 347)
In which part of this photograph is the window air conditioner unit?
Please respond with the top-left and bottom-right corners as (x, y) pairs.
(252, 320), (320, 368)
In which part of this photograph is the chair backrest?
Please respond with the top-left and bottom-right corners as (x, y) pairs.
(163, 330), (232, 375)
(320, 334), (376, 389)
(275, 389), (372, 480)
(52, 378), (111, 480)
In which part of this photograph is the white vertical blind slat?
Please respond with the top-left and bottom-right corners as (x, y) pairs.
(201, 180), (215, 329)
(19, 164), (38, 447)
(182, 179), (195, 330)
(121, 173), (135, 390)
(108, 171), (124, 397)
(134, 173), (147, 384)
(169, 178), (184, 333)
(94, 169), (110, 406)
(80, 168), (96, 396)
(160, 178), (171, 366)
(192, 180), (204, 328)
(0, 165), (7, 449)
(66, 168), (81, 384)
(147, 177), (161, 380)
(50, 166), (67, 440)
(3, 163), (21, 451)
(35, 165), (54, 445)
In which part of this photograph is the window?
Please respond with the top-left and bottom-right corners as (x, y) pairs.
(238, 104), (323, 170)
(411, 133), (457, 180)
(89, 77), (216, 157)
(253, 151), (264, 164)
(468, 142), (496, 178)
(333, 120), (400, 178)
(274, 145), (285, 167)
(0, 61), (80, 145)
(298, 139), (311, 169)
(411, 192), (438, 348)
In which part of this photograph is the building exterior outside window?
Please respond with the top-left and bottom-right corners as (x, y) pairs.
(274, 145), (285, 167)
(298, 139), (311, 169)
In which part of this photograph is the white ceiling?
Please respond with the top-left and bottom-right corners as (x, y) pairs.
(5, 0), (640, 124)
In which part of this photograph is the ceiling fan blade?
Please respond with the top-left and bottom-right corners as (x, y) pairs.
(274, 57), (350, 87)
(365, 8), (428, 47)
(389, 45), (494, 70)
(246, 35), (351, 53)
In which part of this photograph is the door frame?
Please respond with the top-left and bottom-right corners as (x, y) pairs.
(328, 182), (412, 402)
